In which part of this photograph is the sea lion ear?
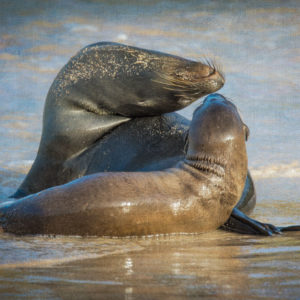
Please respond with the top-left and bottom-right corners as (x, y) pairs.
(183, 130), (189, 154)
(244, 124), (250, 141)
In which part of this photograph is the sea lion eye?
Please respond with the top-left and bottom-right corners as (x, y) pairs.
(244, 124), (250, 141)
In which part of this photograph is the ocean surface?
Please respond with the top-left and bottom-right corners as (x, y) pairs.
(0, 0), (299, 299)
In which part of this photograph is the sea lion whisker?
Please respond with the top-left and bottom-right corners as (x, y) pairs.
(199, 56), (225, 80)
(225, 96), (238, 107)
(152, 74), (188, 86)
(151, 75), (191, 89)
(153, 80), (202, 94)
(214, 60), (225, 80)
(156, 77), (210, 93)
(200, 56), (215, 73)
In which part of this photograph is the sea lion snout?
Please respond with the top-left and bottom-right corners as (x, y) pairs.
(201, 65), (225, 89)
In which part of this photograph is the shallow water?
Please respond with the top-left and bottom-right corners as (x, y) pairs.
(0, 232), (300, 299)
(0, 0), (299, 299)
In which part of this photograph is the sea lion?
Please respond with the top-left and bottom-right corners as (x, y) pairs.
(0, 95), (249, 236)
(12, 42), (225, 198)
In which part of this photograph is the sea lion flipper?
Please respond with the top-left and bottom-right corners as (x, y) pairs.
(278, 225), (300, 232)
(221, 208), (278, 236)
(222, 208), (300, 235)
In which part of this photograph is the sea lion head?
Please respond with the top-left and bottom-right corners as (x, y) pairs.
(118, 55), (225, 116)
(78, 43), (225, 116)
(185, 93), (248, 202)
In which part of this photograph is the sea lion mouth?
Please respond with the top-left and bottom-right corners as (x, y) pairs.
(184, 153), (226, 177)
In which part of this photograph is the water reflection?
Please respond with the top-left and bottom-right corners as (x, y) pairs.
(171, 252), (182, 275)
(124, 257), (133, 276)
(0, 231), (299, 298)
(125, 287), (134, 300)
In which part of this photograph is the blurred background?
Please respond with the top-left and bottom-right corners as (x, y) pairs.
(0, 1), (299, 299)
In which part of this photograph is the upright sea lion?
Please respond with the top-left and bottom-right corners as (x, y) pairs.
(12, 42), (225, 198)
(0, 95), (249, 236)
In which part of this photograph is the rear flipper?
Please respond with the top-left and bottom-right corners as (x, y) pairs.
(221, 208), (300, 236)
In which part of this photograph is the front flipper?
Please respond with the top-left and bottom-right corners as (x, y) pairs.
(221, 208), (300, 236)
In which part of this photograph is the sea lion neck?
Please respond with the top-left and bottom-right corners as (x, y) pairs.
(184, 153), (226, 178)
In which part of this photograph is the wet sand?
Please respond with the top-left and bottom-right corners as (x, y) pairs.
(1, 232), (300, 299)
(0, 0), (299, 299)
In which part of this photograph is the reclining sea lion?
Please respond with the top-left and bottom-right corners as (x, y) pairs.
(0, 95), (249, 235)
